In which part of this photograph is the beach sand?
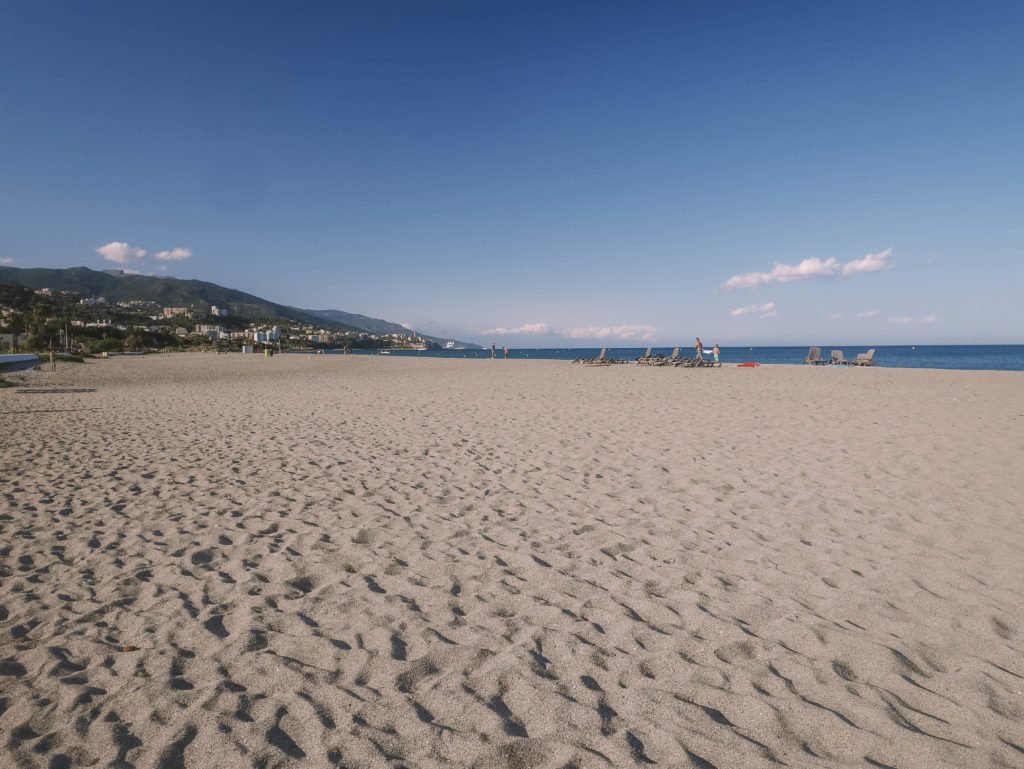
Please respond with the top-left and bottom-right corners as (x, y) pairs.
(2, 354), (1022, 769)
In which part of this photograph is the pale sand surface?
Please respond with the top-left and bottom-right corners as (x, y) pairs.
(2, 354), (1023, 769)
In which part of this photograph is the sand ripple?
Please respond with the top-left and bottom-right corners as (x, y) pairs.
(2, 355), (1023, 768)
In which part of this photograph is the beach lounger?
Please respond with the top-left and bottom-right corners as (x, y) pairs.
(671, 351), (698, 367)
(582, 348), (626, 365)
(830, 350), (848, 365)
(636, 347), (660, 365)
(656, 347), (681, 366)
(851, 348), (877, 366)
(574, 348), (605, 364)
(804, 346), (825, 365)
(691, 354), (719, 367)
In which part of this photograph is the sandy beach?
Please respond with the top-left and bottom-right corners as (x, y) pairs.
(1, 354), (1022, 769)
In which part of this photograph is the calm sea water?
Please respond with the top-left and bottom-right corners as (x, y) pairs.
(332, 345), (1024, 371)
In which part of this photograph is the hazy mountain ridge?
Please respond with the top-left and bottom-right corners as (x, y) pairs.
(0, 266), (478, 346)
(302, 308), (416, 336)
(299, 308), (479, 349)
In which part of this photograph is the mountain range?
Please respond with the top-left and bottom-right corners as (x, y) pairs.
(0, 266), (479, 348)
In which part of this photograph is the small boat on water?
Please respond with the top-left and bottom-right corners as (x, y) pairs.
(378, 349), (391, 355)
(0, 354), (40, 373)
(445, 340), (456, 350)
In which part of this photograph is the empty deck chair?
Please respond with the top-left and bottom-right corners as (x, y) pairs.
(851, 348), (877, 366)
(636, 347), (658, 365)
(573, 348), (605, 364)
(830, 350), (848, 365)
(657, 347), (681, 366)
(584, 348), (625, 365)
(804, 346), (825, 365)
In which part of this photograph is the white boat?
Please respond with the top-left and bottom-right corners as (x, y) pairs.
(445, 340), (456, 349)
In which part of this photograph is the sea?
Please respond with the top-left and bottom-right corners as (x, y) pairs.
(331, 345), (1024, 372)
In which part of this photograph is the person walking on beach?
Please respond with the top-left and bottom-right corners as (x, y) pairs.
(694, 337), (703, 361)
(503, 345), (509, 359)
(49, 349), (56, 372)
(712, 343), (721, 365)
(491, 343), (496, 359)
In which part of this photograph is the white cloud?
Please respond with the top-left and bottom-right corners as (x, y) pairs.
(482, 321), (657, 341)
(760, 310), (778, 318)
(157, 264), (168, 272)
(483, 322), (552, 336)
(840, 248), (893, 276)
(565, 324), (657, 342)
(856, 309), (879, 318)
(154, 247), (192, 261)
(888, 314), (939, 325)
(829, 312), (844, 320)
(97, 241), (146, 264)
(721, 248), (894, 290)
(0, 256), (13, 265)
(731, 301), (776, 317)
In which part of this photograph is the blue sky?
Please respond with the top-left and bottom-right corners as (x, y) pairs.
(1, 1), (1021, 346)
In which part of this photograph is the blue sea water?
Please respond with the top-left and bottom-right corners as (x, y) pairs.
(334, 345), (1024, 371)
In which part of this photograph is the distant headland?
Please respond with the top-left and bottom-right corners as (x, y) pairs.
(0, 265), (480, 354)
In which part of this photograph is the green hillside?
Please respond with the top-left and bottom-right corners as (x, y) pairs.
(0, 266), (479, 346)
(0, 266), (359, 330)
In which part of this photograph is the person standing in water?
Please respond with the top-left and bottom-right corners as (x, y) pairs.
(503, 346), (509, 359)
(491, 343), (496, 359)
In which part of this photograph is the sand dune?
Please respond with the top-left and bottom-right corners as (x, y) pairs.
(2, 354), (1023, 768)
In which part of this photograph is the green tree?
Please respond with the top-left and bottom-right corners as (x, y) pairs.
(93, 336), (124, 353)
(125, 331), (142, 351)
(4, 310), (25, 352)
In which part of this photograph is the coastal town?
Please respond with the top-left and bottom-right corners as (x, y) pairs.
(0, 285), (438, 354)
